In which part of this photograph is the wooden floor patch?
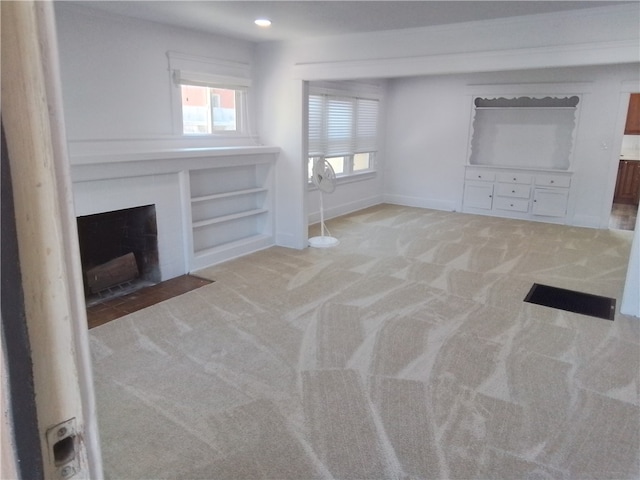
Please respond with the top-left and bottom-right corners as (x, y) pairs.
(86, 274), (213, 329)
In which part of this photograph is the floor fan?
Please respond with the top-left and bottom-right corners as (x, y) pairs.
(309, 157), (339, 248)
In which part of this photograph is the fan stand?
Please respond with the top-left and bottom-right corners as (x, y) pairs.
(308, 191), (339, 248)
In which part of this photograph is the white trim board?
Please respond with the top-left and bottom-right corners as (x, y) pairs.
(294, 40), (638, 81)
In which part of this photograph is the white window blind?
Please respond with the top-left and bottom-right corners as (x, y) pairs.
(172, 70), (251, 89)
(327, 97), (353, 156)
(308, 95), (324, 156)
(308, 93), (379, 157)
(167, 51), (251, 88)
(355, 98), (378, 153)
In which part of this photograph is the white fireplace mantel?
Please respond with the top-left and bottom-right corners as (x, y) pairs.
(70, 140), (279, 280)
(69, 140), (279, 181)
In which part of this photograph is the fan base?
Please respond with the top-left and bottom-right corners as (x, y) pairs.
(308, 236), (339, 248)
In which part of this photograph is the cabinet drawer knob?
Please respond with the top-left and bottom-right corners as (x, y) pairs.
(513, 177), (517, 181)
(512, 190), (516, 193)
(550, 180), (555, 184)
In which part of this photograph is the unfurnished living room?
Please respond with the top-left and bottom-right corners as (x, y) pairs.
(1, 1), (639, 479)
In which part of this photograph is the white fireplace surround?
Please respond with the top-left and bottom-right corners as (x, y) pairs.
(70, 139), (279, 281)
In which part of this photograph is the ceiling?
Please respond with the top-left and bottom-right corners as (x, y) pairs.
(70, 1), (634, 43)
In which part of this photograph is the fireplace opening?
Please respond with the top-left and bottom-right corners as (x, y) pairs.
(77, 205), (160, 305)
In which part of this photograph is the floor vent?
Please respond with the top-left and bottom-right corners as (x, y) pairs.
(524, 283), (615, 321)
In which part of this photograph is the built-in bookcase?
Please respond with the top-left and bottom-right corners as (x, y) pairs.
(189, 160), (274, 270)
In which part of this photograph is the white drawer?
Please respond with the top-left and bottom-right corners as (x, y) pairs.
(535, 174), (571, 188)
(465, 170), (496, 182)
(494, 196), (529, 212)
(496, 172), (532, 184)
(496, 183), (531, 198)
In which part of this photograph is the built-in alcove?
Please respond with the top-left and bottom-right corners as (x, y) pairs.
(463, 94), (581, 223)
(76, 205), (160, 302)
(469, 96), (580, 170)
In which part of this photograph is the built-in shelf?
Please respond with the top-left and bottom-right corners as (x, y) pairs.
(191, 233), (274, 269)
(468, 94), (581, 171)
(192, 208), (268, 228)
(193, 234), (272, 259)
(191, 187), (268, 203)
(188, 158), (276, 271)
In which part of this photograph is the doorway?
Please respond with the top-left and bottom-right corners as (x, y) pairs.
(610, 93), (640, 231)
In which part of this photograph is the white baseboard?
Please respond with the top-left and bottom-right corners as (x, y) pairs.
(383, 194), (457, 212)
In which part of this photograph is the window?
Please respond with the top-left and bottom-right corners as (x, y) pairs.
(168, 52), (251, 137)
(181, 85), (240, 134)
(308, 90), (379, 181)
(307, 153), (375, 180)
(353, 152), (373, 172)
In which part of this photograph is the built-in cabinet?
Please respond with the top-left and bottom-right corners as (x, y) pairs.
(613, 160), (640, 205)
(463, 94), (580, 224)
(463, 167), (572, 222)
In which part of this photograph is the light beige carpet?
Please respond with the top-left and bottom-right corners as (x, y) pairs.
(90, 205), (639, 479)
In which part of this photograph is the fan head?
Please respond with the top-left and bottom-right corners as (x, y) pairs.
(312, 158), (336, 193)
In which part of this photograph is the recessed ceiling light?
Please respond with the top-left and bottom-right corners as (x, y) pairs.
(254, 18), (272, 28)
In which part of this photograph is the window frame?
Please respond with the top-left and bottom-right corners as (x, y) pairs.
(167, 51), (252, 139)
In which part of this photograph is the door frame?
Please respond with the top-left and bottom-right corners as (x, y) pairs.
(603, 82), (638, 226)
(1, 2), (103, 477)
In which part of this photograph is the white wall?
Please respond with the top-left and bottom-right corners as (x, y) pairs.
(54, 3), (256, 141)
(254, 44), (308, 249)
(621, 212), (640, 316)
(307, 175), (385, 225)
(384, 65), (640, 226)
(383, 74), (470, 211)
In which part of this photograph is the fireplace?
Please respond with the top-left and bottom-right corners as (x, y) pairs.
(76, 205), (160, 302)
